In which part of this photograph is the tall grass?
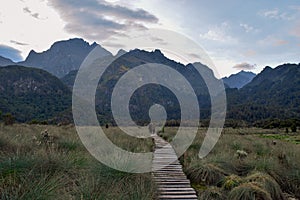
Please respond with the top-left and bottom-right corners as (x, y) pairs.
(160, 127), (300, 199)
(0, 124), (155, 199)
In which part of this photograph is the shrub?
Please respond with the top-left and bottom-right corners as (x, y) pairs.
(3, 113), (14, 125)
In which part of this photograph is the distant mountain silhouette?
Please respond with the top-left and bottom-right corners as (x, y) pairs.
(0, 65), (71, 122)
(19, 38), (113, 78)
(222, 70), (256, 89)
(0, 56), (15, 66)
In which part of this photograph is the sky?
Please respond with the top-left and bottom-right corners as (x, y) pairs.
(0, 0), (299, 77)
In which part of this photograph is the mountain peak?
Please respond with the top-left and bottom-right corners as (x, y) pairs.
(20, 38), (112, 78)
(115, 49), (127, 57)
(223, 70), (256, 89)
(153, 49), (163, 55)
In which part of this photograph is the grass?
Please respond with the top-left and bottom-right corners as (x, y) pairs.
(160, 127), (300, 199)
(0, 123), (156, 200)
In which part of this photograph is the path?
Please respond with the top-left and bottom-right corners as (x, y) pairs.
(152, 135), (198, 200)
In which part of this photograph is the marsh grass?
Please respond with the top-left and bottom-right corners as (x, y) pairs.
(228, 182), (272, 200)
(186, 163), (226, 186)
(198, 186), (225, 200)
(160, 127), (300, 199)
(0, 124), (155, 199)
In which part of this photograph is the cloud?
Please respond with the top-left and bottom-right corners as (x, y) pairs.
(258, 35), (290, 46)
(260, 9), (294, 20)
(233, 62), (256, 70)
(290, 22), (300, 38)
(274, 39), (289, 46)
(0, 45), (23, 62)
(23, 7), (42, 19)
(102, 41), (125, 48)
(243, 50), (257, 57)
(150, 37), (168, 45)
(199, 22), (236, 43)
(240, 23), (258, 33)
(10, 40), (28, 46)
(188, 53), (202, 60)
(48, 0), (158, 41)
(289, 5), (300, 11)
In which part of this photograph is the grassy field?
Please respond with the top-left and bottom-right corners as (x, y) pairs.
(160, 127), (300, 200)
(1, 124), (299, 200)
(0, 124), (156, 200)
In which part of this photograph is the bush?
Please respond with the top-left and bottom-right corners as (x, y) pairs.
(291, 123), (297, 132)
(3, 113), (15, 125)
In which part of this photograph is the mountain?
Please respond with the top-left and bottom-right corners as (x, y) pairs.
(222, 70), (256, 89)
(19, 38), (113, 78)
(227, 63), (300, 122)
(1, 37), (299, 126)
(61, 49), (223, 124)
(0, 56), (15, 66)
(0, 65), (72, 122)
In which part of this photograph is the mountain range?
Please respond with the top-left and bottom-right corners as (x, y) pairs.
(0, 38), (299, 126)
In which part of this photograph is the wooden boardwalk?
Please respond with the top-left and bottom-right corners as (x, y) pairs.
(152, 135), (198, 200)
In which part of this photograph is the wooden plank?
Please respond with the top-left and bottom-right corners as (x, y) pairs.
(158, 195), (198, 199)
(152, 135), (198, 199)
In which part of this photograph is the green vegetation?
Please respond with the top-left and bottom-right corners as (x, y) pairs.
(0, 66), (72, 123)
(0, 124), (155, 199)
(160, 127), (300, 199)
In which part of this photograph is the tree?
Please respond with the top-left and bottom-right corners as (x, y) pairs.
(3, 113), (15, 125)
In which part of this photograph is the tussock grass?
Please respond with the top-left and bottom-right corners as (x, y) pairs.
(160, 127), (300, 199)
(0, 124), (155, 199)
(228, 182), (272, 200)
(198, 186), (225, 200)
(222, 174), (242, 190)
(245, 172), (285, 200)
(186, 163), (226, 186)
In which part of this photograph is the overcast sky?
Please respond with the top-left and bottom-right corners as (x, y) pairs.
(0, 0), (299, 77)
